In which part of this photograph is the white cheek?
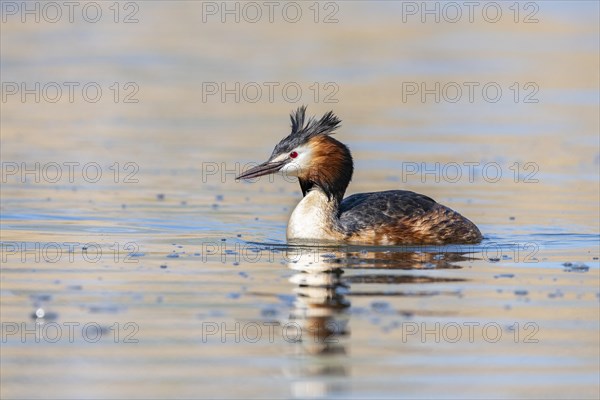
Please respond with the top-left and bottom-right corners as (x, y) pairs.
(280, 161), (302, 177)
(279, 147), (312, 178)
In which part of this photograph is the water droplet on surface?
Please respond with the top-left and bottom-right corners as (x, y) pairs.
(563, 262), (590, 272)
(371, 301), (391, 312)
(261, 308), (278, 317)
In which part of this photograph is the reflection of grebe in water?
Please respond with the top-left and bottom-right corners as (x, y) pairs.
(237, 106), (482, 245)
(288, 254), (350, 356)
(284, 247), (472, 398)
(285, 250), (350, 399)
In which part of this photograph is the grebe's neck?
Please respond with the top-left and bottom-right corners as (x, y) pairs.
(287, 136), (353, 242)
(287, 187), (344, 242)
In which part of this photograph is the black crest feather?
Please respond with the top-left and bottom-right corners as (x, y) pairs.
(271, 106), (342, 158)
(290, 106), (341, 136)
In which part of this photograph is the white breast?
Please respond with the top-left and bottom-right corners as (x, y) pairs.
(287, 190), (338, 241)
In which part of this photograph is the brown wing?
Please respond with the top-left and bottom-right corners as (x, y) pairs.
(338, 190), (482, 245)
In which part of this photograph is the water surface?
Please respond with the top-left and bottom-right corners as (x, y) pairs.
(1, 2), (599, 399)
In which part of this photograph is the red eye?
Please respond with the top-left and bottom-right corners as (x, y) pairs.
(289, 151), (298, 159)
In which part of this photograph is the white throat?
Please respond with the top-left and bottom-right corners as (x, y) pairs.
(287, 189), (340, 242)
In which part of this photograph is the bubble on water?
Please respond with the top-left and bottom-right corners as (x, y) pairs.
(215, 195), (224, 202)
(156, 193), (165, 201)
(32, 309), (57, 321)
(160, 264), (168, 269)
(514, 290), (528, 296)
(227, 293), (240, 299)
(488, 257), (500, 262)
(166, 253), (179, 258)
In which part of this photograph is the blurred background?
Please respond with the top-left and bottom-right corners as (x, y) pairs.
(1, 1), (599, 399)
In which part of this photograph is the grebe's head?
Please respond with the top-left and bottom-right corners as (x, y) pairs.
(236, 106), (353, 200)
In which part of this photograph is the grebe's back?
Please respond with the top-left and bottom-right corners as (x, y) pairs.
(338, 190), (482, 245)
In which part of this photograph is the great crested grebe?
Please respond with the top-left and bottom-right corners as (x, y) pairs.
(236, 107), (483, 245)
